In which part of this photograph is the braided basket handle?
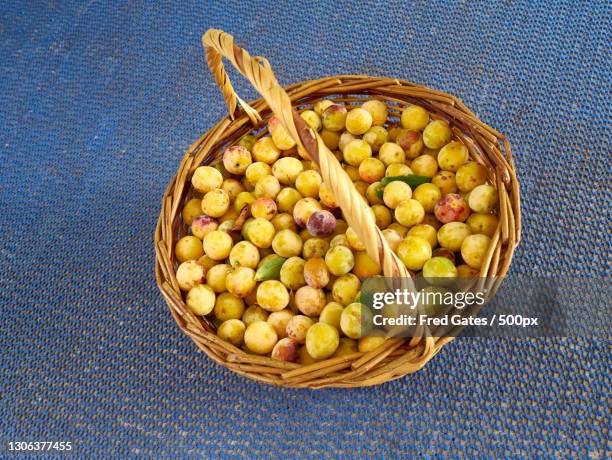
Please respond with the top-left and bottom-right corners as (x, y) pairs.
(202, 29), (411, 280)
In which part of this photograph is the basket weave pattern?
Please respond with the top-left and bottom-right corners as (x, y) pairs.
(154, 29), (521, 388)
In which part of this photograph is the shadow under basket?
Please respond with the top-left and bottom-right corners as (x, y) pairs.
(154, 29), (521, 388)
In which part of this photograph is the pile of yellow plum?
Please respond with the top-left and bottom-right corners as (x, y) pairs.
(174, 99), (498, 363)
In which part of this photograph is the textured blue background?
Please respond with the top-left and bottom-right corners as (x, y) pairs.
(0, 0), (610, 458)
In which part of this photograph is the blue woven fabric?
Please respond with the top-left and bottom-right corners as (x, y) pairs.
(1, 0), (610, 457)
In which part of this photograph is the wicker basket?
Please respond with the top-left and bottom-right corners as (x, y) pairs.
(154, 29), (521, 388)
